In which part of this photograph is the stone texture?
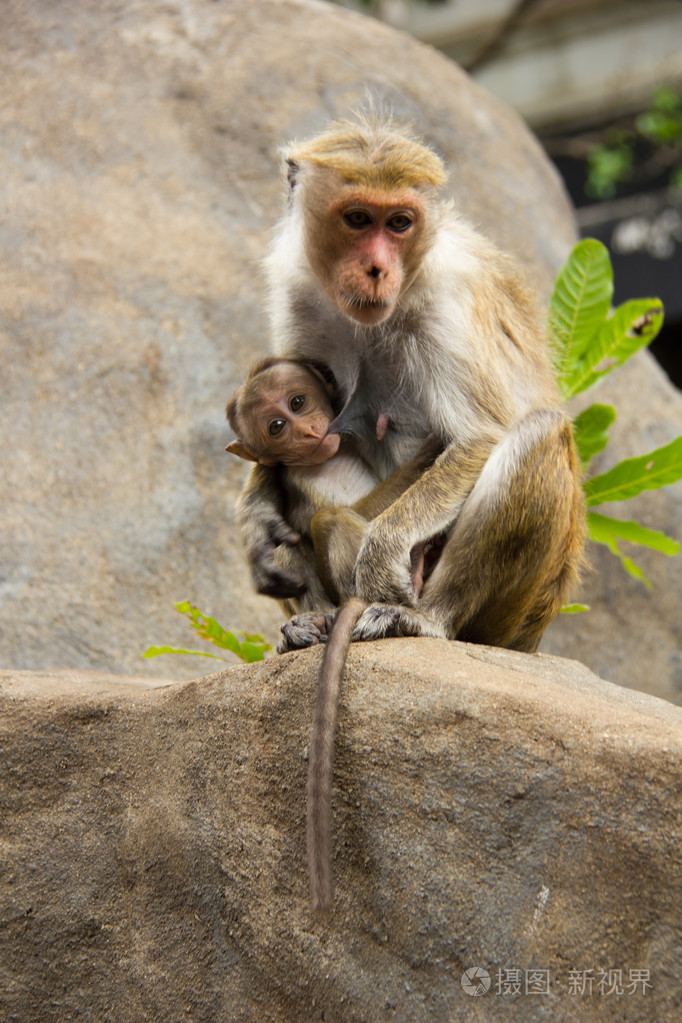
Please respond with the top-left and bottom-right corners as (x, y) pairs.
(0, 0), (680, 701)
(0, 0), (574, 680)
(543, 351), (682, 704)
(1, 641), (680, 1022)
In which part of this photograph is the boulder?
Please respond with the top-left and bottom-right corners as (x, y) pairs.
(0, 0), (574, 679)
(1, 641), (680, 1022)
(543, 351), (682, 704)
(0, 0), (679, 701)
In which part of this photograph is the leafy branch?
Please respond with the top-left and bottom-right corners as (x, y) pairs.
(550, 238), (681, 590)
(143, 601), (272, 663)
(544, 88), (682, 200)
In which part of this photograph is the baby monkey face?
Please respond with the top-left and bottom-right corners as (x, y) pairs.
(246, 363), (341, 467)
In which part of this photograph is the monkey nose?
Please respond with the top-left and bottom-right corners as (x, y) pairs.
(368, 266), (382, 279)
(301, 424), (323, 440)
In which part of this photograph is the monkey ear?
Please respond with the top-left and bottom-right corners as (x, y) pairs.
(286, 158), (300, 191)
(225, 441), (279, 468)
(225, 440), (260, 463)
(300, 360), (337, 402)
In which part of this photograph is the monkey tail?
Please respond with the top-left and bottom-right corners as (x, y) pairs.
(307, 597), (366, 912)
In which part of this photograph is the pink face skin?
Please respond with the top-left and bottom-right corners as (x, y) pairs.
(307, 182), (427, 326)
(244, 364), (341, 467)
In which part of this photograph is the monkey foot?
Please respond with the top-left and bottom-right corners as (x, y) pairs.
(277, 612), (336, 653)
(352, 604), (446, 642)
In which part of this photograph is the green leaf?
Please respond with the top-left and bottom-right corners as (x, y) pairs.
(549, 239), (613, 397)
(636, 110), (682, 145)
(651, 87), (682, 114)
(584, 435), (682, 506)
(563, 298), (664, 398)
(143, 645), (226, 660)
(177, 602), (241, 653)
(586, 512), (681, 588)
(588, 515), (650, 586)
(239, 641), (271, 663)
(586, 144), (633, 199)
(588, 512), (680, 555)
(561, 603), (591, 614)
(141, 602), (274, 664)
(572, 404), (616, 468)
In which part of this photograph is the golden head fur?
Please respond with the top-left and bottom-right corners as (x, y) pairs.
(286, 116), (447, 192)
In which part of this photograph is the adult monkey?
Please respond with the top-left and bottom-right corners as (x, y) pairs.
(237, 113), (585, 653)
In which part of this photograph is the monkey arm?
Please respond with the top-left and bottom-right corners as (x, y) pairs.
(353, 436), (495, 606)
(236, 463), (306, 598)
(350, 434), (444, 520)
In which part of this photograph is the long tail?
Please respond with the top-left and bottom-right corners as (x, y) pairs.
(307, 598), (365, 912)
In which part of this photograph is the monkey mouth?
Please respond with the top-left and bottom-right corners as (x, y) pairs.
(284, 432), (341, 466)
(341, 293), (392, 324)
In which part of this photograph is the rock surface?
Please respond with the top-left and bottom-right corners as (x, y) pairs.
(543, 351), (682, 704)
(1, 641), (680, 1022)
(0, 0), (680, 701)
(0, 0), (573, 672)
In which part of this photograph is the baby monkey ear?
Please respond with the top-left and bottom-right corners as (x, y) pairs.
(225, 440), (278, 468)
(225, 440), (260, 463)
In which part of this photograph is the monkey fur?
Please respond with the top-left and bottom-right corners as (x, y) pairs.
(227, 357), (441, 910)
(233, 115), (586, 909)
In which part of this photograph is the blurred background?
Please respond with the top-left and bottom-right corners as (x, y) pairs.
(333, 0), (682, 391)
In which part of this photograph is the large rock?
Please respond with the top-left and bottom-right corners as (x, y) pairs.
(0, 0), (574, 679)
(0, 0), (680, 701)
(543, 351), (682, 705)
(1, 641), (680, 1022)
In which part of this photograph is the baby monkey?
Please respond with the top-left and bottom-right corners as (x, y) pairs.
(226, 357), (439, 605)
(226, 357), (442, 910)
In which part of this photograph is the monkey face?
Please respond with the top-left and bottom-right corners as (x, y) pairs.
(242, 363), (341, 468)
(304, 179), (430, 325)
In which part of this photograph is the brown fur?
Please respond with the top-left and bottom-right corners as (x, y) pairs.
(228, 360), (443, 910)
(235, 117), (586, 909)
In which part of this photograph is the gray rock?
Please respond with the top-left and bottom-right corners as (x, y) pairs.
(543, 350), (682, 705)
(0, 0), (574, 681)
(0, 0), (680, 702)
(1, 642), (680, 1022)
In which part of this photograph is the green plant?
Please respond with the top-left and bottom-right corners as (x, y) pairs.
(585, 88), (682, 199)
(549, 237), (681, 593)
(143, 601), (272, 663)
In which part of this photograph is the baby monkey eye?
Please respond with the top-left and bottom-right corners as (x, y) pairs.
(268, 419), (286, 436)
(343, 209), (372, 229)
(387, 212), (413, 233)
(289, 394), (306, 413)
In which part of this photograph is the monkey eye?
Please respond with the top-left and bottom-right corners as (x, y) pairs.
(289, 394), (306, 413)
(387, 212), (413, 233)
(343, 209), (372, 229)
(268, 418), (286, 436)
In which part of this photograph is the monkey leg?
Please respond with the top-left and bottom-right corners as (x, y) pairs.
(279, 510), (432, 651)
(353, 409), (584, 652)
(352, 603), (446, 641)
(277, 506), (368, 653)
(237, 463), (307, 599)
(274, 536), (336, 619)
(310, 505), (369, 604)
(419, 408), (584, 652)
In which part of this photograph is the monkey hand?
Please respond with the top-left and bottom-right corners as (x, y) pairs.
(353, 526), (418, 607)
(245, 513), (306, 598)
(352, 604), (446, 642)
(277, 611), (336, 652)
